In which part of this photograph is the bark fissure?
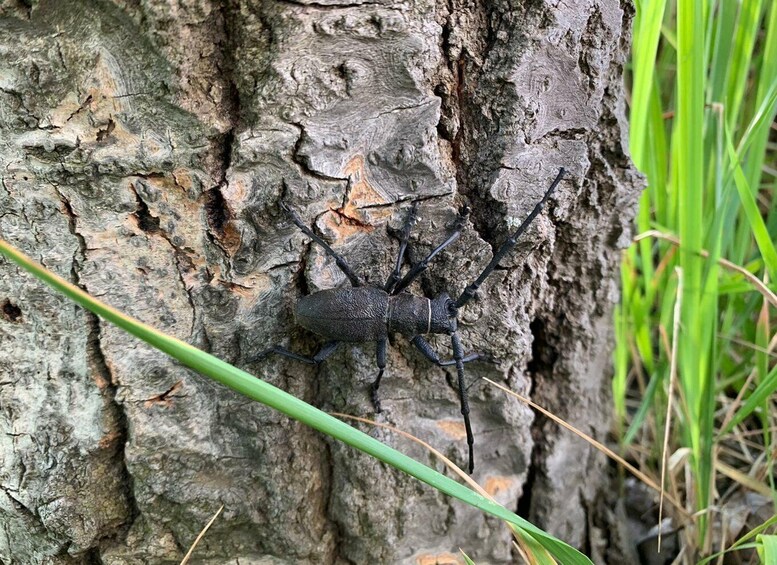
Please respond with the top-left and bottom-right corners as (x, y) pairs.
(84, 313), (141, 550)
(53, 186), (140, 553)
(277, 0), (388, 9)
(200, 1), (242, 269)
(130, 182), (199, 337)
(517, 316), (560, 525)
(291, 122), (349, 183)
(1, 298), (22, 323)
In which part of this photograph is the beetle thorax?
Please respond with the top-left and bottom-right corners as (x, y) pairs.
(428, 292), (456, 334)
(386, 294), (432, 336)
(386, 292), (456, 336)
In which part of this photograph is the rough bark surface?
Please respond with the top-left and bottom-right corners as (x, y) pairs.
(0, 1), (640, 563)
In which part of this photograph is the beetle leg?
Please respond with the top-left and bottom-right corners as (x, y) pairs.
(451, 330), (475, 474)
(281, 202), (364, 287)
(370, 339), (388, 413)
(384, 204), (417, 293)
(410, 336), (494, 366)
(249, 341), (340, 365)
(455, 168), (565, 308)
(412, 334), (479, 473)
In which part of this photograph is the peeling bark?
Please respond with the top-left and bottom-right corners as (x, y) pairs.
(0, 1), (639, 563)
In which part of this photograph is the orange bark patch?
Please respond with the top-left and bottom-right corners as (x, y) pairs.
(484, 475), (517, 498)
(436, 419), (467, 440)
(98, 430), (122, 449)
(321, 154), (390, 239)
(172, 168), (194, 192)
(219, 221), (242, 254)
(416, 552), (463, 565)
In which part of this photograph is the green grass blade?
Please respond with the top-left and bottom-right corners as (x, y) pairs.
(707, 1), (737, 105)
(0, 238), (592, 565)
(725, 1), (765, 131)
(613, 303), (628, 423)
(725, 125), (777, 281)
(622, 369), (664, 446)
(631, 0), (668, 166)
(720, 362), (777, 436)
(512, 527), (558, 565)
(757, 534), (777, 564)
(698, 515), (777, 564)
(677, 0), (713, 536)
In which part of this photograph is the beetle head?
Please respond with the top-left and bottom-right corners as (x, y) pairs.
(430, 292), (458, 334)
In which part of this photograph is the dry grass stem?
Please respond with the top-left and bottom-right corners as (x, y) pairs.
(180, 504), (224, 565)
(482, 378), (690, 518)
(659, 267), (683, 551)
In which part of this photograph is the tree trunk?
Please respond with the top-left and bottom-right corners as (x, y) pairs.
(0, 1), (640, 563)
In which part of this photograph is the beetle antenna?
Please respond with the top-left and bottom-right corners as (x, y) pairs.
(391, 210), (468, 296)
(455, 168), (565, 308)
(280, 200), (364, 287)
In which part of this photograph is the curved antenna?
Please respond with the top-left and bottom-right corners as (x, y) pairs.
(455, 168), (565, 309)
(281, 202), (364, 287)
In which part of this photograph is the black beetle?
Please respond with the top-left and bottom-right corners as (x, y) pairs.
(256, 168), (565, 473)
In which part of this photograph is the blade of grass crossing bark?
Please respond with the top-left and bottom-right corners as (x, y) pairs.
(0, 239), (591, 565)
(512, 528), (557, 565)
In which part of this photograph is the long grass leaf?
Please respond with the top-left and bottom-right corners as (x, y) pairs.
(724, 126), (777, 281)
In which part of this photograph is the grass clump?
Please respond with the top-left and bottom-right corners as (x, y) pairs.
(617, 0), (777, 561)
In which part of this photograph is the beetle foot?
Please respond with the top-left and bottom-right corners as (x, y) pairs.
(245, 348), (274, 364)
(369, 384), (383, 414)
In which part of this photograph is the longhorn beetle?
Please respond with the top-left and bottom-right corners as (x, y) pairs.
(255, 168), (565, 473)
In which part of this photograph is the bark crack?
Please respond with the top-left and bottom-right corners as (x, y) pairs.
(129, 182), (198, 337)
(0, 485), (39, 522)
(276, 0), (388, 10)
(436, 1), (501, 253)
(515, 316), (559, 527)
(53, 186), (140, 554)
(290, 122), (349, 183)
(201, 0), (243, 272)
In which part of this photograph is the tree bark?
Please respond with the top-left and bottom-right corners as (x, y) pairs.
(0, 1), (640, 563)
